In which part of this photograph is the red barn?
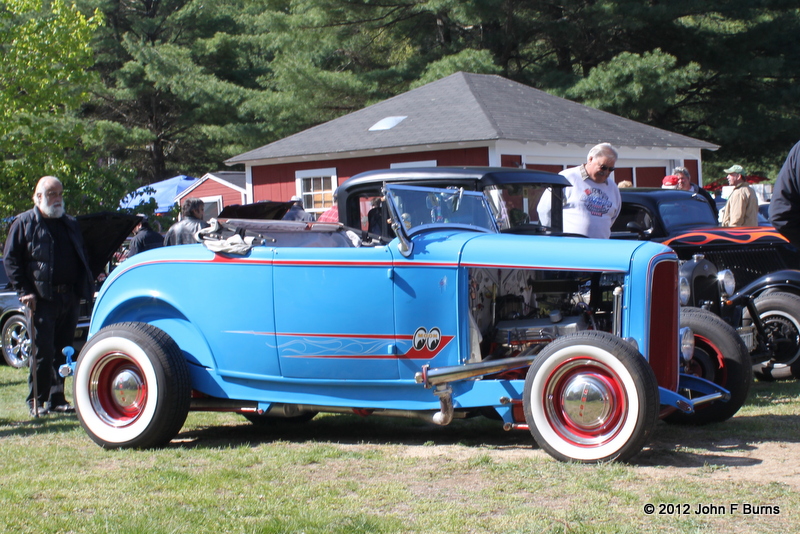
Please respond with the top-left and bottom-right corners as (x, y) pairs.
(175, 171), (247, 219)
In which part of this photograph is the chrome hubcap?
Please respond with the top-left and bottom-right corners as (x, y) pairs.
(561, 374), (613, 430)
(111, 369), (145, 410)
(545, 359), (627, 446)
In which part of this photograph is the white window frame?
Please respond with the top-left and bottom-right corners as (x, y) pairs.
(295, 167), (337, 216)
(200, 195), (223, 221)
(390, 160), (437, 169)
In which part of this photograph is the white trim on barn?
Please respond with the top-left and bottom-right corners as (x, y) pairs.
(390, 160), (438, 168)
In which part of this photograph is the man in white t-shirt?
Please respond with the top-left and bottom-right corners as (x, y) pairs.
(537, 143), (621, 239)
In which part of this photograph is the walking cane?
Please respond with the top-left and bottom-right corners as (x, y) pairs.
(23, 305), (39, 418)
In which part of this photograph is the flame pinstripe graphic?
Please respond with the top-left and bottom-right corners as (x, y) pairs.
(664, 228), (788, 246)
(225, 331), (454, 360)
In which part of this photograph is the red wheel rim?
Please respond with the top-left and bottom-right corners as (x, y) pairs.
(543, 357), (628, 447)
(89, 352), (148, 427)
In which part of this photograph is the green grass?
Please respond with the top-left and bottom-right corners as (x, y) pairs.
(0, 366), (798, 533)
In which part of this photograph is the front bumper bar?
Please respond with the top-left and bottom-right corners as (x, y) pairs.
(658, 373), (731, 414)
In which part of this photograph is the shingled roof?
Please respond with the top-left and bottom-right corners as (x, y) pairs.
(226, 71), (717, 165)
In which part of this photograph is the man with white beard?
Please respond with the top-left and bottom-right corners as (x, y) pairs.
(3, 176), (94, 417)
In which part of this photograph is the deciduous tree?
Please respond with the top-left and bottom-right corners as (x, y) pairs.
(0, 0), (135, 240)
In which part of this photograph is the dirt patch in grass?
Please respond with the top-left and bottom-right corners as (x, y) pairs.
(635, 435), (800, 490)
(359, 430), (800, 490)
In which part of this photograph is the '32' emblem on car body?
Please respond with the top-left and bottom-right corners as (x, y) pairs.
(413, 327), (442, 351)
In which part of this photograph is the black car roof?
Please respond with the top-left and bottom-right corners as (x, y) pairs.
(614, 188), (719, 239)
(218, 201), (294, 220)
(618, 187), (719, 206)
(339, 166), (570, 191)
(337, 167), (571, 229)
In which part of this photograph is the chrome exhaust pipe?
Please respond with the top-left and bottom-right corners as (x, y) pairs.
(415, 354), (536, 387)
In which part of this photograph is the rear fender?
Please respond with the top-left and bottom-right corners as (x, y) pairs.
(90, 297), (215, 369)
(0, 309), (24, 332)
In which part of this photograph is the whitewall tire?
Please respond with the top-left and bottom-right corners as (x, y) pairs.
(75, 322), (190, 448)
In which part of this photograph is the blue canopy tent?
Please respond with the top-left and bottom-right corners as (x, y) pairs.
(120, 175), (198, 214)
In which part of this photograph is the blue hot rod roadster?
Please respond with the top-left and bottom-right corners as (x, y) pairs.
(67, 176), (738, 463)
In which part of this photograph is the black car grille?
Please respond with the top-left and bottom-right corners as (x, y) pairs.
(701, 246), (799, 287)
(690, 274), (721, 311)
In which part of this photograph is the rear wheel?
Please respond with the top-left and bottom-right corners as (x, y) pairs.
(523, 331), (658, 463)
(2, 314), (30, 368)
(75, 322), (190, 448)
(666, 307), (752, 425)
(744, 292), (800, 381)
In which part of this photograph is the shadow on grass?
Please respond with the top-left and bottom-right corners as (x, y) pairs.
(745, 379), (800, 407)
(1, 370), (796, 464)
(634, 447), (763, 469)
(632, 411), (800, 468)
(0, 413), (79, 438)
(0, 377), (28, 388)
(175, 413), (536, 451)
(173, 409), (800, 465)
(173, 380), (800, 466)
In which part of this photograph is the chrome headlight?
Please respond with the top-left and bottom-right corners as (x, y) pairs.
(678, 276), (691, 306)
(679, 327), (694, 364)
(717, 269), (735, 297)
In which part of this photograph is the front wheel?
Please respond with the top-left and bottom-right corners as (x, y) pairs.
(743, 292), (800, 381)
(665, 307), (752, 425)
(75, 322), (190, 448)
(2, 314), (30, 368)
(523, 331), (659, 463)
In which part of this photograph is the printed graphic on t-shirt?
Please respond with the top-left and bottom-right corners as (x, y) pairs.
(582, 187), (613, 217)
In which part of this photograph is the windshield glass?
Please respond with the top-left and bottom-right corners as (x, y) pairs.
(658, 197), (718, 232)
(482, 183), (557, 231)
(385, 184), (498, 235)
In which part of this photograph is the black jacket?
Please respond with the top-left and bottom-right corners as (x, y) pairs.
(128, 227), (163, 257)
(3, 207), (94, 301)
(770, 140), (800, 247)
(163, 216), (209, 246)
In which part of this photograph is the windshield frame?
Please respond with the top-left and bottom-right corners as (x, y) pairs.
(384, 184), (499, 239)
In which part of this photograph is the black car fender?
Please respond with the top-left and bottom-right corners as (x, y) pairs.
(732, 269), (800, 301)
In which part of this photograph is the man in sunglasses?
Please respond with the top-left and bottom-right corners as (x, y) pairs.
(538, 142), (621, 239)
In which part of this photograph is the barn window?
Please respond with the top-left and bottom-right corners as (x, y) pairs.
(200, 195), (223, 220)
(369, 116), (407, 131)
(295, 167), (337, 217)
